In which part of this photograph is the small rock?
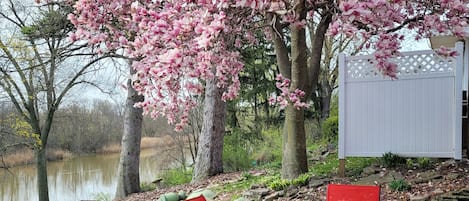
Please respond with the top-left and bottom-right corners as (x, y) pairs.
(263, 192), (279, 201)
(278, 190), (285, 197)
(354, 171), (403, 185)
(409, 194), (430, 201)
(445, 173), (460, 180)
(241, 191), (262, 201)
(362, 166), (379, 175)
(285, 186), (299, 197)
(410, 172), (442, 184)
(251, 188), (271, 196)
(441, 159), (457, 168)
(250, 184), (262, 189)
(309, 179), (327, 188)
(432, 188), (444, 196)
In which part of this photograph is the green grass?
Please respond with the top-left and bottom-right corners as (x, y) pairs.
(309, 153), (340, 176)
(309, 153), (378, 177)
(346, 157), (377, 176)
(158, 168), (193, 187)
(93, 192), (111, 201)
(210, 171), (264, 199)
(389, 179), (411, 191)
(140, 182), (156, 192)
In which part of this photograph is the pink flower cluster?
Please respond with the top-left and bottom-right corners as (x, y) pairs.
(331, 0), (469, 78)
(269, 74), (309, 110)
(435, 46), (460, 58)
(65, 0), (469, 129)
(69, 0), (246, 130)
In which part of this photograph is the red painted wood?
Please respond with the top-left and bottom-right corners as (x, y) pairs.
(327, 184), (380, 201)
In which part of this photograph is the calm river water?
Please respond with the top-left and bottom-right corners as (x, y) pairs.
(0, 148), (170, 201)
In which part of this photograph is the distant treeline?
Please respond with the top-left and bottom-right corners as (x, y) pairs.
(0, 99), (175, 155)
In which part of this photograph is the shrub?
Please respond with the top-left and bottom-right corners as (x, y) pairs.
(253, 127), (283, 166)
(381, 152), (405, 168)
(417, 157), (431, 168)
(140, 182), (156, 192)
(158, 168), (192, 187)
(223, 131), (253, 172)
(389, 179), (411, 191)
(321, 116), (338, 142)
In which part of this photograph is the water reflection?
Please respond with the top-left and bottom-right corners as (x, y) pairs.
(0, 148), (165, 201)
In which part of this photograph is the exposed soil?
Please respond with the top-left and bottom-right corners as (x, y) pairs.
(122, 158), (469, 201)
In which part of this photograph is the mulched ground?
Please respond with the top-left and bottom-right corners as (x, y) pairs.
(122, 159), (469, 201)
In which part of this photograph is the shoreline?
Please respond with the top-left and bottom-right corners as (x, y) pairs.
(0, 136), (175, 168)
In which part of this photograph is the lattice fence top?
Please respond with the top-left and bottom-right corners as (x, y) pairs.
(346, 50), (455, 80)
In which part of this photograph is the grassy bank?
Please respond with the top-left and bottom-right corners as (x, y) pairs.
(1, 136), (172, 168)
(98, 136), (175, 154)
(1, 148), (73, 167)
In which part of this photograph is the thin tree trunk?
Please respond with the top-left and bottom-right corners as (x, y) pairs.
(192, 74), (226, 182)
(115, 62), (144, 199)
(36, 147), (49, 201)
(320, 81), (332, 122)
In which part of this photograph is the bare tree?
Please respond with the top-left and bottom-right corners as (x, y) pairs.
(0, 1), (112, 200)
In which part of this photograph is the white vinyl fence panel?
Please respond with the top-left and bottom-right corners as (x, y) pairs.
(339, 42), (464, 160)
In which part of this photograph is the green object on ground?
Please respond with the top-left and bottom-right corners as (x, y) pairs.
(186, 189), (216, 200)
(158, 192), (179, 201)
(178, 191), (187, 200)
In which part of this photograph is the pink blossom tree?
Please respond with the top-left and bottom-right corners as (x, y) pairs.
(69, 0), (469, 182)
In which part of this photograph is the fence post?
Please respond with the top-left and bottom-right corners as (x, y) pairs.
(454, 42), (464, 160)
(338, 53), (346, 177)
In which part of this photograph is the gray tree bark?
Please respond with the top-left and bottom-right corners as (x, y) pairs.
(36, 147), (49, 201)
(192, 73), (226, 182)
(280, 1), (309, 179)
(269, 0), (332, 179)
(115, 62), (144, 199)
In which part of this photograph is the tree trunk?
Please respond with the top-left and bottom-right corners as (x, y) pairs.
(36, 147), (49, 201)
(280, 0), (309, 179)
(320, 81), (332, 122)
(282, 106), (308, 179)
(115, 62), (144, 199)
(192, 74), (226, 182)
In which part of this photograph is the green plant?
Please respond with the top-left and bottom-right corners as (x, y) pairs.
(211, 171), (263, 196)
(406, 158), (415, 168)
(140, 182), (156, 192)
(291, 174), (311, 186)
(242, 172), (254, 180)
(321, 116), (338, 142)
(346, 157), (377, 176)
(223, 131), (253, 171)
(269, 179), (290, 191)
(389, 179), (411, 191)
(417, 157), (431, 168)
(253, 127), (283, 167)
(381, 152), (405, 168)
(93, 192), (111, 201)
(158, 168), (192, 187)
(309, 153), (339, 176)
